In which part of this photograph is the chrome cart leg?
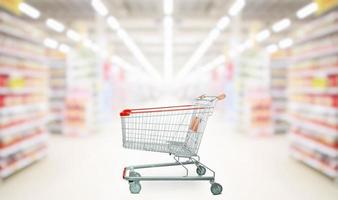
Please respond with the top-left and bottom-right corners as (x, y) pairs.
(123, 156), (222, 195)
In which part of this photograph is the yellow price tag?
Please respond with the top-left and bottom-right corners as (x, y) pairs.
(0, 0), (21, 15)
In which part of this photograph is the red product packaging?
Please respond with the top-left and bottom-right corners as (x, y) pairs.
(0, 95), (4, 107)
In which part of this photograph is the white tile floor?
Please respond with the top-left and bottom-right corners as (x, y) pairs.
(1, 114), (338, 200)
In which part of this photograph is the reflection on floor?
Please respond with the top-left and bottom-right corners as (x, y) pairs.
(1, 114), (338, 200)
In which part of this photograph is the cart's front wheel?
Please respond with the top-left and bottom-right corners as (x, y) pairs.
(210, 183), (222, 195)
(129, 182), (141, 194)
(196, 166), (206, 176)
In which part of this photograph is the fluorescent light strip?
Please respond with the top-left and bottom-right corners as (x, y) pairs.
(278, 38), (293, 49)
(163, 16), (173, 80)
(255, 29), (270, 42)
(59, 44), (71, 53)
(228, 0), (246, 17)
(19, 2), (40, 19)
(178, 17), (230, 78)
(297, 2), (318, 19)
(272, 18), (291, 33)
(66, 30), (81, 42)
(216, 16), (230, 31)
(46, 18), (65, 33)
(116, 29), (160, 79)
(266, 44), (278, 53)
(164, 0), (173, 15)
(91, 0), (108, 16)
(44, 38), (58, 49)
(105, 15), (160, 78)
(107, 16), (120, 31)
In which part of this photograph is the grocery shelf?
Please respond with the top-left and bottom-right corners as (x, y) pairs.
(0, 26), (42, 46)
(0, 117), (50, 138)
(0, 134), (47, 157)
(288, 116), (337, 137)
(0, 67), (46, 78)
(0, 103), (48, 116)
(289, 102), (338, 115)
(0, 148), (47, 178)
(288, 10), (338, 180)
(290, 133), (338, 157)
(292, 46), (338, 62)
(290, 148), (338, 178)
(295, 24), (338, 46)
(0, 48), (46, 63)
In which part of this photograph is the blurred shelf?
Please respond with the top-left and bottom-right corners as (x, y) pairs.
(288, 87), (338, 95)
(290, 148), (338, 178)
(0, 117), (49, 138)
(295, 24), (338, 45)
(0, 133), (47, 157)
(290, 133), (338, 157)
(0, 103), (48, 116)
(0, 25), (41, 46)
(292, 46), (338, 62)
(0, 148), (47, 178)
(0, 67), (46, 78)
(0, 48), (46, 63)
(288, 116), (337, 137)
(289, 102), (338, 115)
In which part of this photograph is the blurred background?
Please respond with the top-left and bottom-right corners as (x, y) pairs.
(0, 0), (337, 199)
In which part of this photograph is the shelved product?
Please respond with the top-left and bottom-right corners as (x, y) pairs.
(0, 11), (48, 178)
(288, 11), (338, 180)
(270, 53), (290, 134)
(64, 50), (99, 136)
(47, 50), (67, 134)
(235, 49), (273, 136)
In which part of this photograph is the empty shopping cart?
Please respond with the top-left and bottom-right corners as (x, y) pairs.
(120, 94), (225, 195)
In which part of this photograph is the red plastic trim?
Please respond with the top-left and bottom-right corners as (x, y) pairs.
(122, 167), (127, 179)
(120, 109), (131, 116)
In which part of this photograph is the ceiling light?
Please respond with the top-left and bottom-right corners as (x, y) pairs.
(272, 18), (291, 32)
(107, 16), (120, 31)
(164, 0), (173, 15)
(19, 2), (40, 19)
(91, 0), (108, 16)
(44, 38), (58, 49)
(255, 29), (270, 42)
(216, 16), (230, 31)
(228, 0), (246, 17)
(46, 18), (65, 33)
(297, 2), (318, 19)
(59, 44), (71, 53)
(278, 38), (293, 49)
(266, 44), (278, 53)
(66, 30), (81, 42)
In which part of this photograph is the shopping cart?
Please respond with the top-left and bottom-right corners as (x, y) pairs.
(120, 94), (225, 195)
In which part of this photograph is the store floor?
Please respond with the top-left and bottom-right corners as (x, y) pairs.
(1, 114), (337, 200)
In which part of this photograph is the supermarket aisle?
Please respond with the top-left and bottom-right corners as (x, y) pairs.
(0, 114), (337, 200)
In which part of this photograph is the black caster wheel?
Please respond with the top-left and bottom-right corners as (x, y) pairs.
(196, 165), (206, 176)
(210, 182), (222, 195)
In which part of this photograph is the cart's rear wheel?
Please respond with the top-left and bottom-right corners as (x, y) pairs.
(210, 183), (222, 195)
(196, 166), (206, 176)
(129, 182), (141, 194)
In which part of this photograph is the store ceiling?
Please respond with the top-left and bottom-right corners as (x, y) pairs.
(25, 0), (311, 76)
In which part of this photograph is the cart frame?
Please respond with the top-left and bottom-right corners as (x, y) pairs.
(120, 94), (225, 195)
